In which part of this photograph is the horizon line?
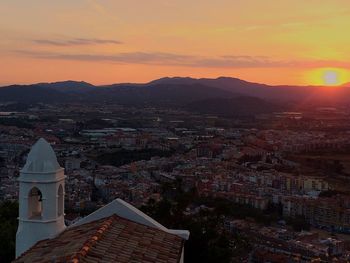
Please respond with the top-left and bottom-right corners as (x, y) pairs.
(1, 76), (349, 88)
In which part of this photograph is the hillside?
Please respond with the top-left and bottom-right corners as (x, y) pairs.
(149, 77), (350, 104)
(1, 77), (350, 109)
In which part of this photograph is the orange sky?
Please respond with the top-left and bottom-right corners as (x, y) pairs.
(1, 0), (350, 86)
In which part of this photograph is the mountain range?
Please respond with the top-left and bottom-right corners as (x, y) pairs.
(1, 77), (350, 116)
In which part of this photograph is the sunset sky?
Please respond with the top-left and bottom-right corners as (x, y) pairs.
(1, 0), (350, 86)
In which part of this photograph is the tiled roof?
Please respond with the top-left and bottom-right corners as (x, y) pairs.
(13, 215), (184, 263)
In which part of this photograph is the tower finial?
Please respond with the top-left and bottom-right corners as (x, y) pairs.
(22, 138), (61, 173)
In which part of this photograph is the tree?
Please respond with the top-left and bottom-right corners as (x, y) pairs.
(0, 201), (18, 263)
(319, 190), (339, 198)
(140, 196), (250, 263)
(287, 216), (310, 232)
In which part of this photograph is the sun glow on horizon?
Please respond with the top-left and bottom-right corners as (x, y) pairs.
(305, 68), (350, 86)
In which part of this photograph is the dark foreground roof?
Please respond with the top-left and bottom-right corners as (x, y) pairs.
(14, 215), (184, 263)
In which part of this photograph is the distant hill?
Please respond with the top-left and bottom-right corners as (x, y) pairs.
(0, 85), (70, 103)
(1, 77), (350, 110)
(147, 77), (307, 101)
(87, 83), (235, 106)
(36, 81), (96, 93)
(0, 81), (235, 106)
(145, 77), (350, 105)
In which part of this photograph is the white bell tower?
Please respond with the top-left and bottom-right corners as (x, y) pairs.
(16, 138), (66, 258)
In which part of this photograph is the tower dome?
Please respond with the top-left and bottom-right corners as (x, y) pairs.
(16, 138), (66, 258)
(22, 138), (61, 173)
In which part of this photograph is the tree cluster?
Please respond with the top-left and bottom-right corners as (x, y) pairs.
(0, 201), (18, 263)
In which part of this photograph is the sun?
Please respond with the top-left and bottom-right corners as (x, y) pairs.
(306, 68), (350, 86)
(323, 70), (340, 86)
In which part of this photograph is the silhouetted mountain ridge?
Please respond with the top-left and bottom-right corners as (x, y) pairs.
(87, 83), (235, 106)
(36, 81), (96, 93)
(1, 77), (350, 112)
(0, 85), (70, 103)
(143, 76), (350, 104)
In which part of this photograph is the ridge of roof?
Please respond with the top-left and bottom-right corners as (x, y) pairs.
(71, 198), (190, 240)
(71, 216), (114, 262)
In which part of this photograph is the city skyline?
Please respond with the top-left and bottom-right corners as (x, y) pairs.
(1, 0), (350, 86)
(4, 2), (350, 262)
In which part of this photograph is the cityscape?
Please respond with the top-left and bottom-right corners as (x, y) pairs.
(2, 90), (350, 262)
(2, 1), (350, 263)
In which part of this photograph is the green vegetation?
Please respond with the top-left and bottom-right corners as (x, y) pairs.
(319, 190), (340, 198)
(0, 118), (34, 129)
(286, 216), (310, 232)
(95, 148), (174, 167)
(238, 154), (262, 164)
(141, 198), (238, 263)
(0, 103), (31, 112)
(0, 201), (18, 263)
(80, 119), (111, 129)
(194, 197), (281, 226)
(140, 185), (256, 263)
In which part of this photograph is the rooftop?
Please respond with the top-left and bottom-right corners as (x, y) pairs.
(13, 214), (184, 263)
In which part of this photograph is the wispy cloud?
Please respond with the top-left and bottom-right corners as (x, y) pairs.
(13, 49), (349, 69)
(33, 38), (122, 46)
(15, 50), (190, 64)
(201, 55), (293, 68)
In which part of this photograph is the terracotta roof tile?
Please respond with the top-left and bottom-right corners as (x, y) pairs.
(13, 215), (184, 263)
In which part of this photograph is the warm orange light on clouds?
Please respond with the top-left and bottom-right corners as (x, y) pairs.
(1, 0), (350, 85)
